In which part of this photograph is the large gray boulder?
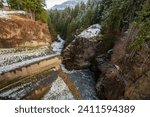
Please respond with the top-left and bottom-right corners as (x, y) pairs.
(62, 24), (102, 70)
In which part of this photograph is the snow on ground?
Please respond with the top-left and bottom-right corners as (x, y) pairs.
(51, 35), (65, 54)
(0, 46), (51, 67)
(0, 10), (8, 18)
(0, 10), (26, 19)
(1, 10), (26, 15)
(78, 24), (101, 39)
(0, 52), (59, 74)
(0, 34), (61, 75)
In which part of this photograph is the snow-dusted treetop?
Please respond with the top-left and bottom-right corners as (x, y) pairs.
(78, 24), (101, 39)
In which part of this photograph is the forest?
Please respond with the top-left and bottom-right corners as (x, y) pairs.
(0, 0), (48, 23)
(48, 0), (150, 48)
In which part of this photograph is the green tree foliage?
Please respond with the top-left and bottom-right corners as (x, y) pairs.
(48, 0), (100, 44)
(0, 4), (2, 8)
(0, 0), (3, 8)
(99, 0), (148, 50)
(48, 0), (149, 49)
(48, 13), (57, 41)
(7, 0), (23, 10)
(101, 0), (145, 34)
(7, 0), (47, 23)
(131, 0), (150, 49)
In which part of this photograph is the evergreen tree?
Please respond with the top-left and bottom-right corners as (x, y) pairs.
(7, 0), (24, 10)
(101, 0), (145, 34)
(92, 4), (101, 24)
(131, 0), (150, 49)
(7, 0), (47, 22)
(48, 0), (101, 43)
(0, 0), (3, 8)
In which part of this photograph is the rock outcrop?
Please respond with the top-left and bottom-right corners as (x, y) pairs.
(62, 24), (101, 70)
(0, 15), (51, 48)
(96, 62), (125, 99)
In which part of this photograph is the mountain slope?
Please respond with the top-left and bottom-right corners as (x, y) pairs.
(52, 0), (88, 10)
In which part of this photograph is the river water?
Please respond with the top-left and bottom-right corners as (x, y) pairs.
(50, 35), (98, 100)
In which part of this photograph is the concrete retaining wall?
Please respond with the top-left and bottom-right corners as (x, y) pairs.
(0, 56), (61, 81)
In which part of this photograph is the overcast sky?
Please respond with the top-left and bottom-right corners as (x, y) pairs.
(46, 0), (68, 9)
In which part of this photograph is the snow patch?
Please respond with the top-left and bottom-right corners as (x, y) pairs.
(0, 10), (26, 15)
(0, 10), (26, 19)
(78, 24), (101, 39)
(0, 46), (51, 67)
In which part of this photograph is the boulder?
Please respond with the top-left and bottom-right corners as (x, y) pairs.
(62, 37), (101, 69)
(62, 24), (102, 70)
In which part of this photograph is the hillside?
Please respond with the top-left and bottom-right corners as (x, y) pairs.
(52, 0), (88, 10)
(0, 12), (51, 48)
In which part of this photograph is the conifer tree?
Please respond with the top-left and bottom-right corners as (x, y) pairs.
(131, 0), (150, 49)
(7, 0), (47, 22)
(0, 1), (3, 8)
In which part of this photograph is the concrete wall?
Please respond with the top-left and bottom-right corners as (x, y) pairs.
(0, 57), (61, 81)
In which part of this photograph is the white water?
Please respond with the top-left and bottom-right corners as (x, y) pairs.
(51, 35), (65, 54)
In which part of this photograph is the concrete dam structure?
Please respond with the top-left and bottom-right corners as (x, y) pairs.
(0, 54), (62, 99)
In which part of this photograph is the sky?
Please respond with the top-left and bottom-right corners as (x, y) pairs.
(46, 0), (68, 9)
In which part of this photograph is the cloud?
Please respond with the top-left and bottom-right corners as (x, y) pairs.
(46, 0), (68, 9)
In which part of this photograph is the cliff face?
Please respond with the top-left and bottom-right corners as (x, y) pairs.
(0, 16), (52, 48)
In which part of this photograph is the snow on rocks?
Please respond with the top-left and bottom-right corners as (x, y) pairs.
(51, 35), (65, 54)
(0, 53), (59, 74)
(0, 46), (51, 67)
(0, 46), (60, 74)
(78, 24), (101, 39)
